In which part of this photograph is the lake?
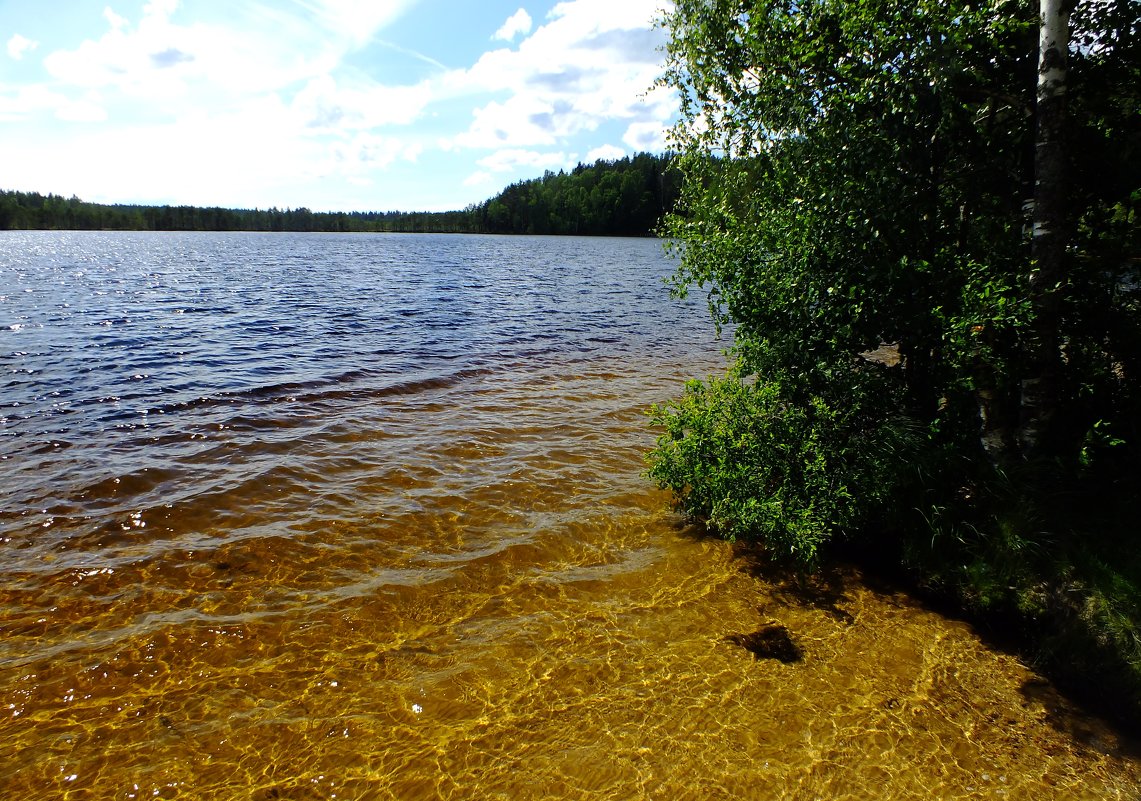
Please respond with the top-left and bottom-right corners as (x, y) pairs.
(1, 231), (1138, 799)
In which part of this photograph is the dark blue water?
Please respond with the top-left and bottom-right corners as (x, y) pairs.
(1, 232), (710, 445)
(0, 232), (720, 550)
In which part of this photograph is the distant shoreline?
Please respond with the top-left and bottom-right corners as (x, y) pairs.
(1, 152), (679, 238)
(0, 226), (661, 239)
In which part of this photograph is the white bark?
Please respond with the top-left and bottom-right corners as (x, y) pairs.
(1019, 0), (1072, 457)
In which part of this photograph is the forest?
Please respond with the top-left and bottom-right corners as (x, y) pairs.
(0, 152), (678, 237)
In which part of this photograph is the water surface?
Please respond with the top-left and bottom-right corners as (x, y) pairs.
(1, 232), (1138, 799)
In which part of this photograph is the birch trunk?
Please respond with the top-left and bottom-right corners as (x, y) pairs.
(1019, 0), (1072, 457)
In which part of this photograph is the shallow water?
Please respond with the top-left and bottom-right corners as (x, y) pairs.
(1, 232), (1138, 799)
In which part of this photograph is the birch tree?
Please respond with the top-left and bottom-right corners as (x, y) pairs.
(649, 0), (1139, 562)
(1020, 0), (1074, 456)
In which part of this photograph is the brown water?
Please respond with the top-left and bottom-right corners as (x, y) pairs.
(1, 232), (1138, 799)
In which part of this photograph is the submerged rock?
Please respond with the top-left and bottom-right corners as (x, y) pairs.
(727, 623), (804, 663)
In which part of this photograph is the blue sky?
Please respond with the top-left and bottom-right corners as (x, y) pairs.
(0, 0), (675, 211)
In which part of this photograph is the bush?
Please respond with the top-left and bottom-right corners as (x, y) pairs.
(646, 369), (919, 565)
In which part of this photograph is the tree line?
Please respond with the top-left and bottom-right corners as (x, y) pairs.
(0, 152), (679, 236)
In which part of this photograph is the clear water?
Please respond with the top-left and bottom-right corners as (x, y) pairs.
(1, 231), (1137, 799)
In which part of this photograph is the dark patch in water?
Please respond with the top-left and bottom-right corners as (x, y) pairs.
(727, 623), (803, 663)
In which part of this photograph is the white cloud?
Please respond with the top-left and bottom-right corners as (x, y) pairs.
(452, 96), (574, 149)
(548, 0), (671, 29)
(586, 144), (626, 162)
(443, 0), (675, 152)
(0, 0), (679, 211)
(478, 148), (571, 173)
(7, 34), (38, 61)
(5, 0), (430, 206)
(104, 7), (130, 31)
(0, 86), (62, 120)
(325, 133), (423, 175)
(463, 171), (494, 187)
(43, 2), (327, 99)
(3, 95), (319, 207)
(308, 0), (417, 47)
(493, 8), (533, 42)
(0, 86), (106, 124)
(145, 0), (179, 17)
(622, 120), (667, 151)
(55, 95), (109, 123)
(291, 75), (431, 132)
(41, 0), (416, 102)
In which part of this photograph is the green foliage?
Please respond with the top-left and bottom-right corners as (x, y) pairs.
(648, 369), (920, 564)
(470, 153), (680, 236)
(648, 377), (845, 562)
(651, 0), (1140, 552)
